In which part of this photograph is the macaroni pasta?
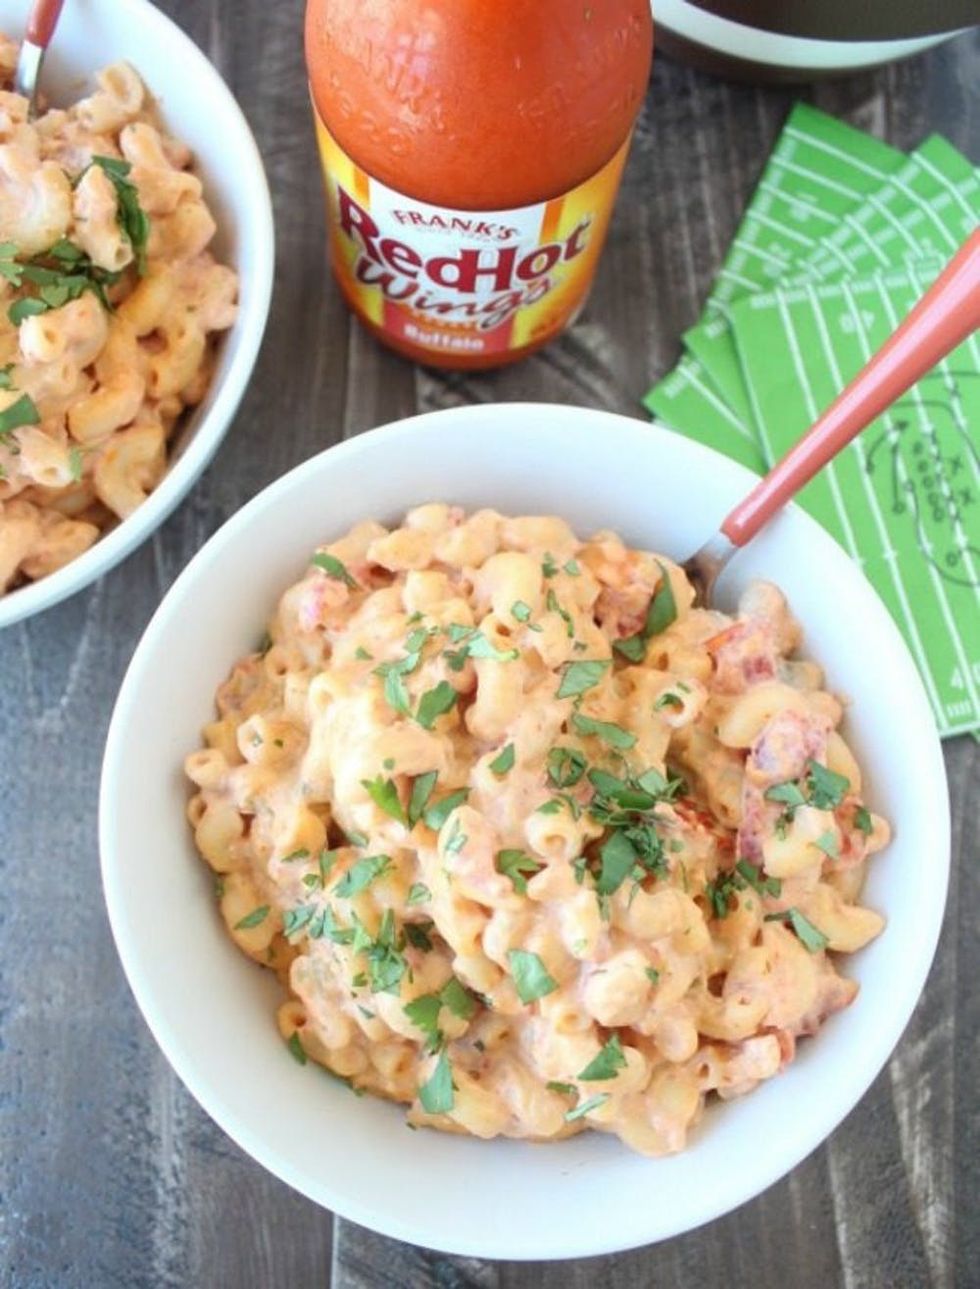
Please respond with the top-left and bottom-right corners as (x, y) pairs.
(186, 507), (889, 1155)
(0, 35), (237, 593)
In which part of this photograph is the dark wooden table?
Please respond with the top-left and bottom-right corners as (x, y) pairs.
(2, 5), (977, 1286)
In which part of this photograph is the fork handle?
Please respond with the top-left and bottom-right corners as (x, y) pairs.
(720, 226), (980, 548)
(26, 0), (65, 47)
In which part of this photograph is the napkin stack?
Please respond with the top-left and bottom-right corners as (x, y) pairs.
(646, 105), (980, 739)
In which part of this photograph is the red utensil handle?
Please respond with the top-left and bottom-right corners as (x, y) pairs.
(721, 225), (980, 548)
(26, 0), (65, 47)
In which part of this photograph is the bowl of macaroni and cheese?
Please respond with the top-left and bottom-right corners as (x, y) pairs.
(100, 404), (949, 1258)
(0, 0), (273, 628)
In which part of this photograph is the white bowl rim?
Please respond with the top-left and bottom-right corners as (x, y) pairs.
(100, 402), (950, 1258)
(0, 0), (275, 630)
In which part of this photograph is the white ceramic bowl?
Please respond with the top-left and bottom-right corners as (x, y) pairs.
(100, 404), (949, 1259)
(0, 0), (274, 629)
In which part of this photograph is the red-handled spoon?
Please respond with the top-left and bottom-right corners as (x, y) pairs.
(684, 225), (980, 605)
(13, 0), (66, 118)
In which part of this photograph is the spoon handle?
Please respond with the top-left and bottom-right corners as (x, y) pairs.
(25, 0), (65, 48)
(720, 225), (980, 549)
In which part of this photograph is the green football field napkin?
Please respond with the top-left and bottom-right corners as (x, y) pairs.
(644, 105), (980, 737)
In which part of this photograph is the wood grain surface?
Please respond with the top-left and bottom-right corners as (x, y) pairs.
(1, 4), (977, 1286)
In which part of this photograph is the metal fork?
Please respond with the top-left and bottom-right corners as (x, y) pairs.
(13, 0), (66, 118)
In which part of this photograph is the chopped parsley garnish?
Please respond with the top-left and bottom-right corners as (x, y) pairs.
(542, 552), (559, 578)
(854, 806), (873, 836)
(571, 712), (636, 750)
(423, 788), (469, 831)
(546, 1080), (576, 1096)
(815, 830), (839, 859)
(440, 976), (477, 1020)
(334, 853), (392, 898)
(418, 1047), (454, 1114)
(363, 910), (408, 993)
(537, 798), (565, 816)
(0, 392), (40, 438)
(614, 561), (677, 661)
(765, 907), (830, 953)
(91, 156), (150, 274)
(404, 994), (442, 1048)
(282, 904), (317, 938)
(381, 667), (411, 716)
(1, 237), (126, 326)
(508, 949), (558, 1003)
(361, 774), (406, 824)
(234, 905), (270, 930)
(765, 760), (851, 828)
(596, 831), (638, 896)
(653, 691), (683, 712)
(547, 745), (587, 788)
(806, 760), (851, 809)
(281, 848), (311, 863)
(443, 626), (519, 670)
(645, 967), (660, 984)
(406, 882), (431, 906)
(354, 645), (373, 661)
(706, 860), (781, 918)
(407, 770), (438, 827)
(556, 659), (610, 700)
(564, 1092), (610, 1122)
(416, 681), (457, 729)
(489, 743), (515, 775)
(68, 445), (84, 482)
(346, 830), (369, 848)
(0, 363), (13, 389)
(311, 551), (357, 588)
(511, 600), (532, 623)
(546, 588), (574, 638)
(564, 559), (581, 576)
(577, 1034), (627, 1081)
(496, 849), (544, 894)
(444, 817), (468, 854)
(286, 1032), (307, 1065)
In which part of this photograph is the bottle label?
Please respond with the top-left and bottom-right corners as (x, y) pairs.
(312, 106), (630, 360)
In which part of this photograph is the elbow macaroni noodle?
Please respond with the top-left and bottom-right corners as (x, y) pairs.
(0, 35), (238, 594)
(186, 507), (890, 1156)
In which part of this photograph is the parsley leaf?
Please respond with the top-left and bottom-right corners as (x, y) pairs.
(489, 743), (515, 775)
(286, 1032), (307, 1065)
(571, 712), (637, 750)
(577, 1034), (627, 1081)
(361, 774), (406, 824)
(547, 745), (587, 788)
(416, 681), (457, 729)
(564, 1092), (610, 1122)
(854, 806), (873, 836)
(557, 659), (610, 700)
(382, 667), (411, 716)
(68, 445), (84, 482)
(440, 977), (477, 1020)
(496, 849), (543, 895)
(765, 907), (830, 953)
(423, 788), (469, 831)
(564, 559), (581, 576)
(814, 830), (839, 859)
(311, 551), (357, 588)
(407, 770), (438, 827)
(354, 645), (373, 660)
(546, 1080), (576, 1096)
(91, 155), (150, 274)
(466, 633), (519, 662)
(645, 967), (660, 984)
(418, 1047), (454, 1114)
(614, 561), (677, 659)
(508, 949), (558, 1003)
(406, 881), (431, 906)
(806, 759), (850, 809)
(546, 588), (574, 638)
(542, 552), (559, 578)
(511, 600), (532, 623)
(234, 905), (270, 930)
(765, 781), (808, 810)
(0, 363), (13, 389)
(0, 392), (40, 438)
(596, 830), (637, 896)
(404, 994), (442, 1047)
(334, 854), (392, 898)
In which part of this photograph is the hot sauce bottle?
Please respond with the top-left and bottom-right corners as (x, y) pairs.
(305, 1), (654, 369)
